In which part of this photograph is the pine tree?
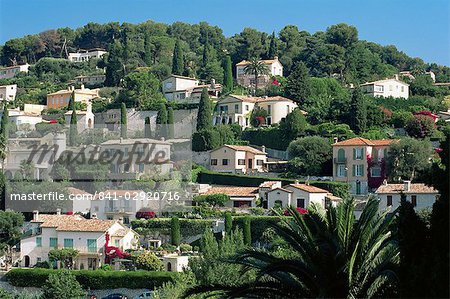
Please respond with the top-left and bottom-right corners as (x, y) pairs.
(285, 61), (311, 104)
(223, 55), (233, 92)
(225, 212), (233, 236)
(171, 217), (180, 246)
(105, 40), (124, 87)
(350, 88), (367, 134)
(144, 116), (152, 138)
(156, 103), (168, 137)
(267, 31), (277, 59)
(167, 106), (174, 139)
(172, 39), (184, 75)
(69, 109), (78, 146)
(67, 90), (75, 111)
(243, 216), (251, 246)
(196, 88), (212, 131)
(120, 102), (127, 139)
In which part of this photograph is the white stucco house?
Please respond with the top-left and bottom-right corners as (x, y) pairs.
(20, 212), (138, 269)
(209, 145), (267, 174)
(0, 84), (17, 102)
(236, 57), (283, 88)
(360, 75), (409, 99)
(161, 254), (191, 272)
(64, 102), (95, 132)
(162, 75), (222, 103)
(0, 64), (30, 80)
(266, 183), (331, 209)
(199, 185), (259, 208)
(375, 181), (439, 212)
(68, 48), (108, 62)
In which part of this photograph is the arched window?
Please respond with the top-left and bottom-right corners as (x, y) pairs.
(274, 200), (283, 209)
(337, 149), (345, 162)
(167, 262), (172, 272)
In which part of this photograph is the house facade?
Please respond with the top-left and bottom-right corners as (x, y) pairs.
(47, 85), (99, 109)
(162, 75), (221, 102)
(0, 84), (17, 102)
(375, 181), (439, 211)
(360, 76), (409, 99)
(266, 183), (330, 209)
(209, 145), (267, 174)
(20, 212), (138, 269)
(64, 102), (95, 132)
(0, 64), (30, 80)
(68, 49), (108, 62)
(74, 74), (106, 86)
(236, 57), (283, 88)
(255, 96), (299, 125)
(200, 185), (259, 208)
(332, 137), (396, 195)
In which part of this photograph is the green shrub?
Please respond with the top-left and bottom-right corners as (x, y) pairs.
(243, 216), (251, 246)
(135, 251), (163, 271)
(6, 268), (177, 289)
(179, 243), (193, 253)
(132, 218), (215, 238)
(234, 216), (282, 243)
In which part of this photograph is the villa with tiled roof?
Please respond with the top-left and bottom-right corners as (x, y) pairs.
(236, 56), (283, 88)
(332, 137), (398, 195)
(209, 144), (267, 174)
(20, 211), (138, 269)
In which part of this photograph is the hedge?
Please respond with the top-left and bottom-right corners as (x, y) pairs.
(197, 170), (349, 198)
(6, 268), (177, 289)
(132, 218), (216, 237)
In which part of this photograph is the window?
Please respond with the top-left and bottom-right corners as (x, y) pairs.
(256, 159), (264, 165)
(245, 118), (249, 126)
(274, 200), (283, 209)
(222, 159), (229, 165)
(210, 159), (217, 165)
(37, 257), (42, 263)
(401, 86), (404, 92)
(267, 105), (272, 115)
(139, 163), (144, 172)
(235, 104), (239, 113)
(64, 238), (73, 248)
(286, 105), (290, 114)
(36, 237), (42, 247)
(353, 164), (364, 177)
(115, 240), (120, 247)
(371, 167), (381, 177)
(245, 105), (249, 111)
(389, 85), (393, 91)
(337, 164), (347, 177)
(374, 85), (384, 92)
(387, 195), (393, 206)
(411, 195), (417, 207)
(337, 148), (346, 162)
(297, 198), (305, 208)
(354, 148), (364, 160)
(87, 239), (97, 253)
(49, 237), (57, 248)
(238, 159), (245, 165)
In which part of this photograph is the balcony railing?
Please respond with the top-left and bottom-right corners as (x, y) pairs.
(104, 206), (133, 213)
(334, 158), (347, 164)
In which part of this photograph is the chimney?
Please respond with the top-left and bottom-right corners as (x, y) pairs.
(56, 208), (61, 215)
(404, 180), (411, 192)
(274, 56), (278, 61)
(261, 145), (266, 153)
(394, 74), (399, 80)
(80, 84), (85, 90)
(294, 180), (299, 185)
(333, 137), (338, 144)
(118, 217), (124, 224)
(210, 79), (216, 89)
(160, 137), (165, 142)
(382, 179), (388, 186)
(91, 213), (98, 219)
(32, 210), (39, 221)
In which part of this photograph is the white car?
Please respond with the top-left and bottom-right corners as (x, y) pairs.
(133, 291), (154, 299)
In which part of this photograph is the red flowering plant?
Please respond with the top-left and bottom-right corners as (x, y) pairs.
(367, 154), (386, 189)
(104, 232), (131, 263)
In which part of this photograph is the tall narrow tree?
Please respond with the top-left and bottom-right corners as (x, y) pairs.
(120, 102), (127, 139)
(105, 40), (124, 87)
(172, 39), (184, 75)
(350, 87), (367, 134)
(156, 103), (168, 137)
(0, 106), (9, 171)
(223, 55), (233, 92)
(67, 90), (75, 111)
(69, 109), (78, 146)
(144, 116), (152, 138)
(285, 61), (311, 104)
(267, 31), (277, 59)
(167, 106), (174, 139)
(196, 88), (212, 131)
(171, 217), (181, 246)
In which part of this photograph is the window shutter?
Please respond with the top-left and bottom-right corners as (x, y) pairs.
(361, 165), (364, 176)
(353, 148), (356, 160)
(352, 165), (355, 176)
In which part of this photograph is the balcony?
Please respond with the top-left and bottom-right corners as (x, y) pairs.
(104, 206), (133, 213)
(334, 158), (347, 164)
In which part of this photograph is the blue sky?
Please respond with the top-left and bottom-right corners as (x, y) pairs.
(0, 0), (449, 66)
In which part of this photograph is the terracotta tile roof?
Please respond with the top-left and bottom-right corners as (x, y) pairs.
(111, 228), (128, 237)
(216, 144), (266, 155)
(259, 181), (280, 188)
(287, 184), (329, 193)
(333, 137), (396, 147)
(375, 183), (439, 194)
(204, 185), (258, 197)
(32, 214), (117, 232)
(236, 59), (279, 66)
(326, 194), (342, 201)
(165, 74), (198, 81)
(256, 96), (294, 103)
(226, 95), (260, 103)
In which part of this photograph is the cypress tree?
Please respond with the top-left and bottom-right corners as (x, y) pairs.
(120, 102), (127, 139)
(69, 109), (78, 146)
(224, 212), (232, 236)
(350, 88), (367, 134)
(196, 88), (212, 131)
(156, 103), (168, 137)
(223, 55), (233, 92)
(167, 106), (174, 139)
(267, 31), (277, 59)
(105, 40), (124, 87)
(171, 217), (180, 246)
(0, 105), (8, 140)
(144, 116), (152, 138)
(172, 39), (184, 75)
(285, 61), (311, 105)
(68, 90), (75, 111)
(243, 216), (251, 246)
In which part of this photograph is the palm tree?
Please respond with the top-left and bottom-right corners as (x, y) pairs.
(244, 57), (270, 93)
(184, 197), (399, 298)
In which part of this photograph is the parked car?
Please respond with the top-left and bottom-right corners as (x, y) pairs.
(102, 294), (128, 299)
(133, 291), (154, 299)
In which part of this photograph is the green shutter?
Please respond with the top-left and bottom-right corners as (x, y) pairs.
(353, 148), (356, 160)
(49, 238), (57, 248)
(352, 165), (355, 176)
(64, 238), (73, 248)
(36, 237), (42, 247)
(361, 165), (364, 176)
(87, 239), (97, 253)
